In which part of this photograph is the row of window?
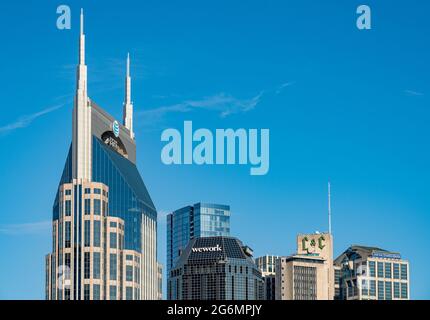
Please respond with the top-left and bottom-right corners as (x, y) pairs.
(64, 188), (108, 197)
(63, 199), (107, 217)
(376, 281), (408, 299)
(64, 220), (119, 249)
(82, 284), (134, 300)
(368, 261), (408, 280)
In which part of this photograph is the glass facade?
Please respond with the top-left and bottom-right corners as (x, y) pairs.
(46, 19), (160, 299)
(92, 136), (156, 252)
(167, 203), (230, 277)
(335, 246), (410, 300)
(168, 236), (263, 300)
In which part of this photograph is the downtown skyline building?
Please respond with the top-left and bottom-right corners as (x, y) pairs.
(334, 245), (410, 300)
(45, 10), (159, 300)
(255, 255), (279, 300)
(166, 203), (230, 279)
(275, 233), (334, 300)
(168, 236), (264, 300)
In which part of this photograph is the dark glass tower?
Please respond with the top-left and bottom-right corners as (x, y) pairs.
(166, 203), (230, 278)
(168, 236), (264, 300)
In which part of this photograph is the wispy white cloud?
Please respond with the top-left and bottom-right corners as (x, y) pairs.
(276, 81), (295, 94)
(0, 220), (50, 236)
(0, 104), (65, 134)
(138, 92), (263, 127)
(135, 81), (293, 129)
(404, 90), (424, 96)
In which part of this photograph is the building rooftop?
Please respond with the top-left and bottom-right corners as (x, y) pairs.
(174, 236), (254, 268)
(334, 245), (402, 265)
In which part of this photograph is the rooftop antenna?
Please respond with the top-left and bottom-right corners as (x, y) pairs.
(328, 181), (332, 234)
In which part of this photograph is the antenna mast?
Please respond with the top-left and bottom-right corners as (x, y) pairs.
(328, 181), (332, 234)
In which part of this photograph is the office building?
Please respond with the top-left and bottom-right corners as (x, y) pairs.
(275, 233), (334, 300)
(166, 203), (230, 278)
(255, 255), (279, 300)
(275, 254), (329, 300)
(334, 245), (410, 300)
(296, 233), (334, 299)
(168, 236), (264, 300)
(157, 263), (163, 300)
(45, 10), (160, 300)
(255, 255), (279, 276)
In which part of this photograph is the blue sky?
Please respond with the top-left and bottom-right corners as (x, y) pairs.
(0, 0), (429, 299)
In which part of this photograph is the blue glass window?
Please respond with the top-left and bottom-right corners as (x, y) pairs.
(65, 200), (71, 216)
(385, 281), (392, 300)
(110, 285), (117, 300)
(370, 280), (376, 296)
(84, 199), (91, 215)
(378, 281), (384, 299)
(377, 262), (384, 277)
(393, 263), (400, 279)
(93, 220), (101, 247)
(126, 265), (133, 281)
(126, 287), (133, 300)
(93, 252), (100, 279)
(84, 284), (90, 300)
(65, 221), (71, 248)
(401, 264), (408, 280)
(93, 199), (101, 215)
(110, 232), (117, 249)
(385, 263), (392, 279)
(84, 220), (90, 247)
(93, 284), (100, 300)
(401, 283), (408, 299)
(84, 252), (90, 279)
(369, 261), (376, 277)
(394, 282), (400, 298)
(110, 254), (117, 280)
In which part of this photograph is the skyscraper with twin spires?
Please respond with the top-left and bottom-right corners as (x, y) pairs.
(45, 10), (160, 300)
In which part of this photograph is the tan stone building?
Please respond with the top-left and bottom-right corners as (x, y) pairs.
(297, 233), (334, 299)
(275, 233), (334, 300)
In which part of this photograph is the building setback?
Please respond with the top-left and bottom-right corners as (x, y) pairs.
(334, 245), (410, 300)
(168, 237), (264, 300)
(45, 10), (159, 300)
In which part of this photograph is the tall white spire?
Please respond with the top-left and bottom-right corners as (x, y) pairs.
(123, 52), (134, 139)
(77, 9), (86, 89)
(72, 8), (92, 181)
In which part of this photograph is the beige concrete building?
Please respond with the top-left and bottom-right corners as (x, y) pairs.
(275, 233), (334, 300)
(275, 254), (329, 300)
(334, 245), (410, 300)
(297, 233), (334, 299)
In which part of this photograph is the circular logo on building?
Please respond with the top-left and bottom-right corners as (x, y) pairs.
(112, 120), (120, 137)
